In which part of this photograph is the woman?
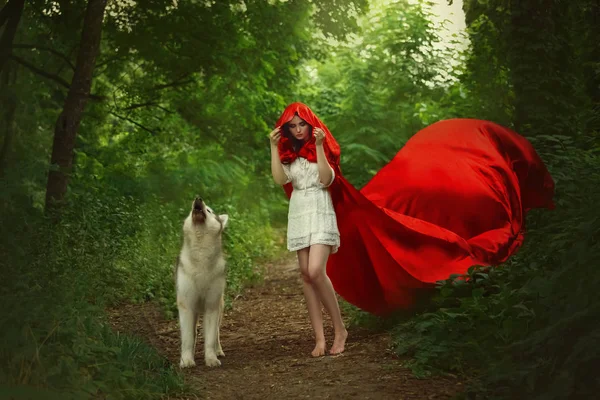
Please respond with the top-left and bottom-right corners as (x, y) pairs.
(269, 103), (347, 357)
(270, 102), (555, 340)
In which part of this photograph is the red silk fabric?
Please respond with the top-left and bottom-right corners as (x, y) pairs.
(275, 106), (555, 315)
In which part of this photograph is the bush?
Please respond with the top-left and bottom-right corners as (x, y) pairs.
(389, 135), (600, 399)
(0, 170), (284, 397)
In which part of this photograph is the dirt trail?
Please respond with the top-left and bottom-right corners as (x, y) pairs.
(109, 257), (464, 399)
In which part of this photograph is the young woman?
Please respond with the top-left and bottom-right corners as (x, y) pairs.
(269, 103), (347, 357)
(268, 103), (555, 352)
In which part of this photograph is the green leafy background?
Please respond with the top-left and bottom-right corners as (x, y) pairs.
(0, 0), (597, 398)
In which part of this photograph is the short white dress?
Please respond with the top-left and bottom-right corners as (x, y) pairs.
(282, 157), (340, 253)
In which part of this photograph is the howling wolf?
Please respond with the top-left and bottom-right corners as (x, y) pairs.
(175, 196), (228, 368)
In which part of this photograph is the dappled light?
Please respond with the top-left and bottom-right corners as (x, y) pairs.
(0, 0), (598, 399)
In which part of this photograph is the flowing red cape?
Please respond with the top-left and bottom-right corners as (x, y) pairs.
(275, 106), (555, 316)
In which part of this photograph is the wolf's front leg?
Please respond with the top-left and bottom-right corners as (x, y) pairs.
(216, 294), (225, 357)
(203, 306), (221, 367)
(178, 307), (198, 368)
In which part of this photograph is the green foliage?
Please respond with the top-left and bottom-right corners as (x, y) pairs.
(390, 136), (600, 399)
(455, 10), (513, 124)
(298, 0), (466, 188)
(222, 204), (280, 299)
(0, 158), (285, 396)
(2, 0), (597, 398)
(1, 0), (369, 396)
(0, 200), (186, 398)
(462, 0), (599, 139)
(299, 1), (599, 399)
(0, 307), (184, 399)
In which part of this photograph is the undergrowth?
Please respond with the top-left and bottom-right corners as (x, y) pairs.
(386, 135), (600, 399)
(0, 177), (283, 398)
(342, 134), (600, 399)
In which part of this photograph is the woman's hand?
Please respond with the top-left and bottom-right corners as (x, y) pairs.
(269, 127), (282, 146)
(314, 127), (326, 145)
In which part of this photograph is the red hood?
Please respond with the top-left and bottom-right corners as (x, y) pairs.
(275, 102), (341, 169)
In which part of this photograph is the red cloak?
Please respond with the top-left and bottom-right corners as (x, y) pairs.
(275, 104), (555, 316)
(276, 102), (341, 198)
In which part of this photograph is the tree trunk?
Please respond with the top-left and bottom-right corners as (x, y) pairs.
(45, 0), (107, 213)
(0, 0), (25, 178)
(583, 2), (600, 109)
(0, 0), (25, 74)
(508, 0), (575, 136)
(0, 65), (17, 178)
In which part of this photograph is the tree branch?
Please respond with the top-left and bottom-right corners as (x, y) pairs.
(13, 43), (76, 70)
(121, 101), (175, 114)
(11, 54), (181, 109)
(10, 54), (106, 101)
(95, 54), (130, 70)
(151, 75), (195, 91)
(0, 1), (12, 28)
(122, 101), (158, 111)
(0, 0), (25, 73)
(155, 104), (175, 114)
(109, 111), (157, 135)
(11, 54), (71, 88)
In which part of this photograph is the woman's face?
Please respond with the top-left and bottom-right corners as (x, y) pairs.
(288, 115), (310, 142)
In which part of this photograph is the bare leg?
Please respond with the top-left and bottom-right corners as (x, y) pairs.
(297, 248), (326, 357)
(307, 244), (348, 355)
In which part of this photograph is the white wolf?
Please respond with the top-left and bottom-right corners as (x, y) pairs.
(176, 196), (228, 368)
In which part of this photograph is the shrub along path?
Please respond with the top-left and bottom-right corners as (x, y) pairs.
(108, 255), (464, 399)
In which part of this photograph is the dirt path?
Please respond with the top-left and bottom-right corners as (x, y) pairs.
(109, 257), (464, 399)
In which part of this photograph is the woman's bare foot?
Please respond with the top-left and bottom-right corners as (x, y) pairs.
(329, 329), (348, 355)
(311, 341), (326, 357)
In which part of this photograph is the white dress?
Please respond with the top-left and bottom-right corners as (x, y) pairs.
(282, 157), (340, 253)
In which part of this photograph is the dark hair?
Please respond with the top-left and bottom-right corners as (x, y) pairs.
(282, 113), (313, 153)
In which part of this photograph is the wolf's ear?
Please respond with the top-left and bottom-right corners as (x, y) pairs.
(219, 214), (229, 229)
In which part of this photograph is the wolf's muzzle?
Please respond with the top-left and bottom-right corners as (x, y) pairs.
(192, 196), (206, 224)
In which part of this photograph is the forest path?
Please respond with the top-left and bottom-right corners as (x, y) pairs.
(108, 256), (464, 399)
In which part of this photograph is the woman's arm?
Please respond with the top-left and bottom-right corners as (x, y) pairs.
(269, 127), (289, 185)
(314, 128), (334, 186)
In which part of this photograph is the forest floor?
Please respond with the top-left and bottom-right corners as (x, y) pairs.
(108, 255), (465, 400)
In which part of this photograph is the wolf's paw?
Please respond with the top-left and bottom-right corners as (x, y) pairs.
(205, 357), (222, 367)
(179, 356), (196, 369)
(217, 348), (225, 357)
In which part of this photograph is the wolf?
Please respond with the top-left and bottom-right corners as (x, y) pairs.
(175, 196), (229, 368)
